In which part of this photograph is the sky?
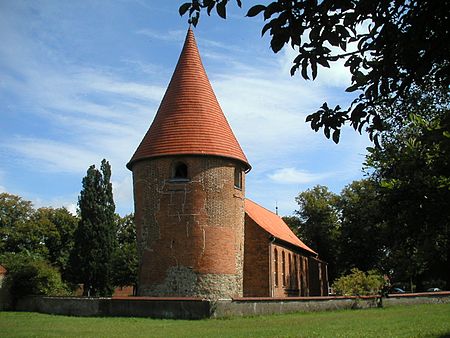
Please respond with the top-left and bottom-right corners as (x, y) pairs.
(0, 1), (371, 217)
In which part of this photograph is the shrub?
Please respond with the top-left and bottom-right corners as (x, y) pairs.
(332, 268), (385, 296)
(1, 253), (70, 301)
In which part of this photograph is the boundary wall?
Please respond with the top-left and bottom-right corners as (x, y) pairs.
(13, 292), (450, 319)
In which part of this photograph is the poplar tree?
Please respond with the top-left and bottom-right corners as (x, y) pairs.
(69, 159), (116, 296)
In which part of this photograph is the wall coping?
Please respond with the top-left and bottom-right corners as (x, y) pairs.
(13, 292), (450, 319)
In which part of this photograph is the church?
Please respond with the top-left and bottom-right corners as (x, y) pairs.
(126, 28), (328, 299)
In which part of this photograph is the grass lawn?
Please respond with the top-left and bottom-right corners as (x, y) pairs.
(1, 303), (449, 337)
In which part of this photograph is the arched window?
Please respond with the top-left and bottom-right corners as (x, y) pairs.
(234, 167), (242, 189)
(282, 251), (286, 287)
(294, 255), (298, 288)
(288, 253), (292, 287)
(172, 162), (188, 181)
(274, 248), (278, 287)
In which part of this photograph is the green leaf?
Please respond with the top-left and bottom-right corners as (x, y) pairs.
(309, 27), (321, 41)
(290, 65), (297, 76)
(332, 129), (340, 144)
(270, 35), (285, 53)
(216, 1), (227, 19)
(301, 59), (309, 80)
(316, 57), (330, 68)
(264, 2), (282, 20)
(324, 126), (331, 139)
(311, 59), (318, 79)
(179, 2), (191, 16)
(206, 1), (215, 15)
(261, 21), (272, 36)
(246, 4), (266, 17)
(346, 83), (359, 92)
(188, 14), (199, 27)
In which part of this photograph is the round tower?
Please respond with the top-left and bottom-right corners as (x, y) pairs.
(127, 29), (251, 299)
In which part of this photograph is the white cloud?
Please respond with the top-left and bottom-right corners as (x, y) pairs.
(112, 175), (133, 213)
(0, 171), (6, 193)
(6, 138), (100, 174)
(269, 167), (332, 184)
(136, 28), (185, 42)
(32, 195), (78, 215)
(65, 203), (77, 215)
(77, 72), (165, 103)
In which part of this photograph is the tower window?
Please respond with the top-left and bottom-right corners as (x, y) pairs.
(234, 168), (242, 189)
(171, 162), (189, 181)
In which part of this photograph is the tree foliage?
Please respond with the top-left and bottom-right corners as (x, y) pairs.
(0, 193), (39, 255)
(332, 268), (386, 296)
(69, 159), (117, 296)
(365, 83), (450, 290)
(111, 213), (138, 290)
(0, 194), (78, 267)
(291, 185), (340, 280)
(179, 0), (450, 144)
(286, 81), (449, 289)
(31, 207), (78, 278)
(1, 252), (70, 302)
(337, 179), (386, 274)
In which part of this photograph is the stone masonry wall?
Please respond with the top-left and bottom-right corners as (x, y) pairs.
(132, 155), (245, 299)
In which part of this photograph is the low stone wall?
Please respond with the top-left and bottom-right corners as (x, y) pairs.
(15, 296), (211, 319)
(383, 291), (450, 307)
(213, 296), (380, 318)
(13, 292), (450, 319)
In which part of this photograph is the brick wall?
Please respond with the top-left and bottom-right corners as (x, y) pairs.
(243, 215), (270, 297)
(308, 257), (329, 296)
(243, 237), (327, 298)
(270, 243), (311, 297)
(131, 155), (245, 299)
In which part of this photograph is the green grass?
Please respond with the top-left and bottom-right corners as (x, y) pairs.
(1, 303), (449, 337)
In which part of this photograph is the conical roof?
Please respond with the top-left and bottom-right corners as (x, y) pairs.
(127, 28), (250, 171)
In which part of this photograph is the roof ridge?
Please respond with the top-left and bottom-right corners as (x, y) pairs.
(245, 198), (280, 218)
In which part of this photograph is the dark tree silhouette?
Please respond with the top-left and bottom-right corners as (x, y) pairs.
(179, 0), (450, 145)
(69, 159), (116, 296)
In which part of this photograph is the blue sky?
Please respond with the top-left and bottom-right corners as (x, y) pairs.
(0, 1), (370, 216)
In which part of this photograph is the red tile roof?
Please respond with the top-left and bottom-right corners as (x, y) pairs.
(245, 199), (317, 255)
(127, 28), (250, 171)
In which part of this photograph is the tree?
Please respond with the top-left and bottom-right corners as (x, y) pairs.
(69, 159), (117, 296)
(365, 83), (450, 290)
(179, 0), (450, 145)
(292, 185), (340, 280)
(337, 179), (386, 275)
(111, 213), (138, 292)
(1, 252), (70, 304)
(0, 193), (47, 256)
(32, 207), (78, 279)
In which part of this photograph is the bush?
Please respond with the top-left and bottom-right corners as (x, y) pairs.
(1, 253), (70, 301)
(332, 268), (386, 296)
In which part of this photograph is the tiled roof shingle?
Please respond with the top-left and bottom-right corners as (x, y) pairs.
(127, 28), (250, 170)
